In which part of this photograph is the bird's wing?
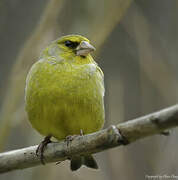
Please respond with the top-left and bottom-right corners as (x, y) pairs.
(96, 66), (105, 97)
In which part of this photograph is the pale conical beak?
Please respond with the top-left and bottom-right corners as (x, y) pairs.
(76, 41), (96, 56)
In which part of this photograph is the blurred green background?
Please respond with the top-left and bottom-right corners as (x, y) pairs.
(0, 0), (178, 179)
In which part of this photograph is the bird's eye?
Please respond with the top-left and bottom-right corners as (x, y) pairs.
(64, 40), (79, 49)
(64, 40), (72, 47)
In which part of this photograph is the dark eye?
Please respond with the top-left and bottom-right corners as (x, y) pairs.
(64, 40), (79, 49)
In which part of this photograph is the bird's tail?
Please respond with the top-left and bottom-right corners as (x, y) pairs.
(70, 155), (98, 171)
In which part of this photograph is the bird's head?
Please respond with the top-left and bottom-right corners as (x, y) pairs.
(42, 35), (96, 63)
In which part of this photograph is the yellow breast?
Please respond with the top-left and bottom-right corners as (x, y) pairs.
(25, 59), (105, 140)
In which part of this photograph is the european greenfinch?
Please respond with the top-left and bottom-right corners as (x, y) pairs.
(25, 35), (105, 171)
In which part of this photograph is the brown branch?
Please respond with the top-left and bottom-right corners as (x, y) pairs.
(0, 104), (178, 174)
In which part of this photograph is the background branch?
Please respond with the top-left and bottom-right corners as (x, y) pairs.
(0, 104), (178, 174)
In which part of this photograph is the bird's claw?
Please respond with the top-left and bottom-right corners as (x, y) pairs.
(65, 129), (84, 146)
(65, 135), (78, 146)
(36, 135), (52, 165)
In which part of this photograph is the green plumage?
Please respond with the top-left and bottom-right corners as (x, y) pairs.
(25, 35), (105, 170)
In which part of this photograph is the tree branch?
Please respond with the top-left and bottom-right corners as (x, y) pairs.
(1, 104), (178, 174)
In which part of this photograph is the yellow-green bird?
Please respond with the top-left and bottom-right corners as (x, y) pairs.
(25, 35), (105, 171)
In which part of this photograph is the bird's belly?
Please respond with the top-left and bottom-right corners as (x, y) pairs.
(52, 100), (104, 139)
(28, 93), (104, 140)
(26, 80), (104, 140)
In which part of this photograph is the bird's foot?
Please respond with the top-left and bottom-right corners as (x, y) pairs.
(65, 129), (84, 146)
(36, 135), (52, 165)
(80, 129), (84, 136)
(65, 135), (78, 146)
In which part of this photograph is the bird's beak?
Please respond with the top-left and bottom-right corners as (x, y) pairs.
(76, 41), (96, 56)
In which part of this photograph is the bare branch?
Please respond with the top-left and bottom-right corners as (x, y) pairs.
(0, 104), (178, 174)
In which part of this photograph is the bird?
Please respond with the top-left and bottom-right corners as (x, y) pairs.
(25, 34), (105, 171)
